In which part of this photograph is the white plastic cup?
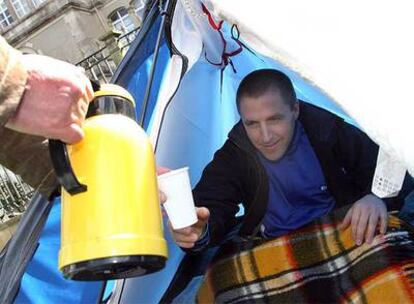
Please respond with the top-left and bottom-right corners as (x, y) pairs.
(157, 167), (198, 230)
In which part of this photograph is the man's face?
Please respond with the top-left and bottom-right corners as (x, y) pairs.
(239, 89), (299, 161)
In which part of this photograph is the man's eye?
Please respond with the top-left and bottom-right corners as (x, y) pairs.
(246, 122), (258, 128)
(270, 116), (283, 122)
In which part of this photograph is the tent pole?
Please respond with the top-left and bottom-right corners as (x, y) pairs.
(139, 0), (171, 126)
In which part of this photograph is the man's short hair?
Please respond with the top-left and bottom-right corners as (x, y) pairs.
(236, 69), (297, 111)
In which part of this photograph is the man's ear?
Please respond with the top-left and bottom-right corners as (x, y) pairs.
(293, 100), (300, 119)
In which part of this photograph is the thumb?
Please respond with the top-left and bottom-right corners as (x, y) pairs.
(59, 123), (84, 144)
(157, 167), (171, 175)
(196, 207), (210, 224)
(159, 190), (167, 204)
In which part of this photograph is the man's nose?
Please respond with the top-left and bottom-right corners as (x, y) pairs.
(260, 124), (271, 143)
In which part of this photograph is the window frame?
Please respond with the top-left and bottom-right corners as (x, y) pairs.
(11, 0), (30, 18)
(0, 0), (14, 29)
(109, 7), (135, 34)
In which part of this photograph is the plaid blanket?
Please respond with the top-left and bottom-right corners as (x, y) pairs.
(197, 212), (414, 303)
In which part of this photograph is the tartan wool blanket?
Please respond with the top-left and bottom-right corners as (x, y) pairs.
(197, 213), (414, 303)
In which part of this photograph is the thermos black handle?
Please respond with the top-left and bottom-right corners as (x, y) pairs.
(49, 139), (87, 195)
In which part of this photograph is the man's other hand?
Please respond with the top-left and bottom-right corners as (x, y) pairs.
(339, 194), (388, 245)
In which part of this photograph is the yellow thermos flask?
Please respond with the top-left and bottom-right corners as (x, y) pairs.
(49, 83), (168, 280)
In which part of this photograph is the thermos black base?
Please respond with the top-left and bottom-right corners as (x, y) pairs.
(62, 255), (166, 281)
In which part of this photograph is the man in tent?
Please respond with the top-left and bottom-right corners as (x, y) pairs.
(168, 69), (413, 251)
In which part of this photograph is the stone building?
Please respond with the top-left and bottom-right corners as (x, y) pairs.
(1, 0), (146, 64)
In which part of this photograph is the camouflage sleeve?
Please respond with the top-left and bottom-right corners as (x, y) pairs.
(0, 36), (56, 198)
(0, 35), (27, 127)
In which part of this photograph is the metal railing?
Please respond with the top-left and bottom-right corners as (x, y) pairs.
(76, 28), (140, 83)
(0, 166), (34, 225)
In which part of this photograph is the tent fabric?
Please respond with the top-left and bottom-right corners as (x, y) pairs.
(115, 1), (168, 131)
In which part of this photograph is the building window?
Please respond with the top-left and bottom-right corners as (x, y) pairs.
(133, 0), (146, 21)
(109, 7), (135, 34)
(11, 0), (30, 18)
(0, 0), (14, 29)
(30, 0), (45, 8)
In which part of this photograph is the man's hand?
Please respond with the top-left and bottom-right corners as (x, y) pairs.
(156, 166), (210, 248)
(167, 207), (210, 248)
(339, 194), (388, 245)
(6, 54), (93, 144)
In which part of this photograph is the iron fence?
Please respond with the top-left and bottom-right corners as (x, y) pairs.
(76, 28), (139, 83)
(0, 166), (34, 225)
